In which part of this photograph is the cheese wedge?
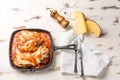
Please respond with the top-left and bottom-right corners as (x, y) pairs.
(86, 19), (101, 37)
(74, 11), (87, 35)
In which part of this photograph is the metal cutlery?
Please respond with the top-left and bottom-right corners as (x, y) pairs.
(78, 34), (84, 76)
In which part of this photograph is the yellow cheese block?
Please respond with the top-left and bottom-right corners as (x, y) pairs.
(74, 11), (87, 35)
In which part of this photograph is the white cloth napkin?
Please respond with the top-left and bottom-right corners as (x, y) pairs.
(57, 30), (110, 76)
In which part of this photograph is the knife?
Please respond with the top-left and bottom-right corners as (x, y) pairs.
(77, 34), (84, 76)
(74, 11), (87, 77)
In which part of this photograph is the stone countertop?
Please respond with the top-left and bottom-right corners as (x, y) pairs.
(0, 0), (120, 80)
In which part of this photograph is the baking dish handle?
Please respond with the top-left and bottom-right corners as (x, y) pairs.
(54, 44), (76, 51)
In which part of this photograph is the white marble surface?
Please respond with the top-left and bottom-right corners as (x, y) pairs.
(0, 0), (120, 80)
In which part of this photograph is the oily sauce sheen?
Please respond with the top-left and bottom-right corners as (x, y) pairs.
(11, 30), (52, 69)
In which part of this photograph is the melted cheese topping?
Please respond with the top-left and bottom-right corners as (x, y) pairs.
(16, 46), (49, 66)
(11, 30), (51, 68)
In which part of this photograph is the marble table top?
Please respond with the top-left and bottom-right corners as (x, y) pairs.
(0, 0), (120, 80)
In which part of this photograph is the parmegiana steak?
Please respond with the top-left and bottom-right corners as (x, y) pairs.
(10, 30), (52, 69)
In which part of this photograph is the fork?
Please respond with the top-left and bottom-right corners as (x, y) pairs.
(74, 40), (78, 74)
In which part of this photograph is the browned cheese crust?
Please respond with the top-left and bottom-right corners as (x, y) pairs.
(11, 30), (52, 69)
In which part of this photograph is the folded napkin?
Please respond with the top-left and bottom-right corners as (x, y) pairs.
(57, 30), (110, 77)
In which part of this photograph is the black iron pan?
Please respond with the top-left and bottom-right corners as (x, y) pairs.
(9, 29), (76, 71)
